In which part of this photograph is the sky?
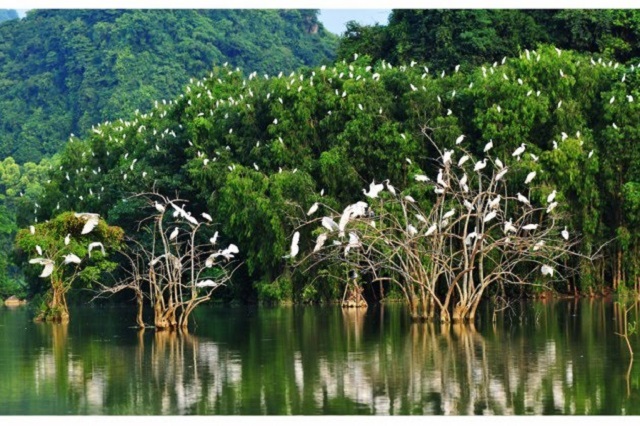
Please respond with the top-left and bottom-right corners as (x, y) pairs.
(319, 9), (391, 34)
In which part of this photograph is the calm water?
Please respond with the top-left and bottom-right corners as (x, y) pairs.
(1, 299), (639, 415)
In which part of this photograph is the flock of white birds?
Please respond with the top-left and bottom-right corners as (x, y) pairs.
(28, 44), (637, 283)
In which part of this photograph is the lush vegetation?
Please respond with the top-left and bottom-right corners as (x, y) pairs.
(0, 9), (337, 302)
(4, 10), (640, 316)
(0, 9), (337, 163)
(10, 43), (635, 308)
(338, 10), (640, 72)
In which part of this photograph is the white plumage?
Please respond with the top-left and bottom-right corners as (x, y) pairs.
(474, 158), (487, 172)
(63, 253), (82, 264)
(483, 210), (497, 223)
(286, 231), (300, 258)
(524, 171), (536, 185)
(547, 190), (557, 204)
(517, 193), (530, 206)
(88, 242), (105, 257)
(363, 180), (384, 198)
(425, 224), (437, 236)
(522, 224), (539, 231)
(75, 213), (100, 235)
(169, 227), (179, 241)
(202, 212), (213, 222)
(561, 226), (569, 240)
(307, 202), (319, 216)
(313, 233), (328, 253)
(541, 265), (554, 277)
(29, 258), (55, 278)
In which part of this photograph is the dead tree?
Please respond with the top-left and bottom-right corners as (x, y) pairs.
(94, 192), (240, 330)
(293, 133), (591, 323)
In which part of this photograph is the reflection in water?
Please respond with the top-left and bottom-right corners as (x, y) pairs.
(0, 300), (639, 414)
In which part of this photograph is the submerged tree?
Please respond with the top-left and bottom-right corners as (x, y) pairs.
(295, 131), (592, 322)
(94, 192), (240, 330)
(14, 211), (123, 322)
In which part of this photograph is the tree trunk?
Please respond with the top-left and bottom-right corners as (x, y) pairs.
(36, 281), (70, 323)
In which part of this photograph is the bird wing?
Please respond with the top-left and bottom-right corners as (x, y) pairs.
(291, 231), (300, 255)
(313, 233), (327, 253)
(40, 261), (55, 278)
(81, 214), (100, 235)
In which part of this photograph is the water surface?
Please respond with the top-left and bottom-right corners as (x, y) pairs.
(0, 299), (639, 415)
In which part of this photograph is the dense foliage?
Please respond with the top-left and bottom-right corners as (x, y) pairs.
(338, 10), (640, 72)
(16, 43), (638, 305)
(0, 9), (337, 163)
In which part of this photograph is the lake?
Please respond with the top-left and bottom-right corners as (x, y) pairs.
(0, 299), (638, 415)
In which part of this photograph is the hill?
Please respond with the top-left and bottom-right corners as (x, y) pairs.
(0, 9), (338, 163)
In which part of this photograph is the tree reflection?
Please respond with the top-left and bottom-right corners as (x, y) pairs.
(1, 300), (639, 414)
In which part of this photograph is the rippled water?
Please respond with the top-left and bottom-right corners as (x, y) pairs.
(0, 299), (639, 415)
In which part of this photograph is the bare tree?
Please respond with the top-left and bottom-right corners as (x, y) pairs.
(94, 192), (240, 330)
(294, 132), (592, 323)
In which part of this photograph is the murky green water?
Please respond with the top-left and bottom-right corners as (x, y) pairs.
(0, 299), (639, 415)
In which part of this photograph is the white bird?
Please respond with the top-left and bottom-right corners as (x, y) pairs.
(384, 180), (396, 196)
(363, 180), (384, 198)
(442, 209), (455, 220)
(503, 219), (517, 234)
(65, 234), (71, 246)
(88, 242), (105, 256)
(547, 202), (558, 213)
(512, 143), (526, 159)
(63, 253), (82, 264)
(474, 158), (487, 172)
(30, 225), (35, 235)
(407, 224), (418, 236)
(415, 174), (430, 182)
(196, 279), (219, 288)
(483, 139), (493, 153)
(524, 171), (537, 185)
(495, 158), (504, 169)
(169, 227), (179, 241)
(588, 150), (594, 159)
(425, 224), (437, 236)
(533, 240), (545, 251)
(210, 231), (219, 245)
(561, 226), (569, 240)
(313, 233), (328, 253)
(202, 212), (213, 222)
(437, 169), (447, 187)
(483, 210), (497, 223)
(517, 193), (530, 206)
(541, 265), (554, 277)
(610, 96), (615, 104)
(464, 199), (475, 211)
(35, 245), (42, 256)
(344, 232), (361, 255)
(458, 155), (470, 167)
(547, 190), (557, 203)
(456, 134), (466, 145)
(459, 173), (468, 187)
(321, 217), (339, 232)
(442, 150), (454, 166)
(404, 195), (416, 203)
(29, 258), (55, 278)
(495, 168), (508, 182)
(522, 224), (539, 231)
(489, 195), (501, 209)
(307, 202), (319, 216)
(284, 231), (300, 259)
(415, 214), (427, 224)
(74, 213), (100, 235)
